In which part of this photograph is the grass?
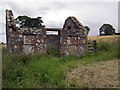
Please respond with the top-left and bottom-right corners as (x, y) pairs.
(2, 36), (119, 88)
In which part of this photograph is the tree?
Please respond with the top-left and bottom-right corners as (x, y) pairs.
(84, 26), (90, 35)
(99, 24), (115, 36)
(15, 16), (45, 28)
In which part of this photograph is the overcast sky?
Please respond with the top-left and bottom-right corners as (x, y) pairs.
(0, 0), (119, 43)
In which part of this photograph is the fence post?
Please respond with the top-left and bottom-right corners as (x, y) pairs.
(93, 40), (97, 51)
(88, 40), (97, 52)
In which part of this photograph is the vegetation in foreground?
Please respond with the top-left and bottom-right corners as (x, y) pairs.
(2, 39), (119, 88)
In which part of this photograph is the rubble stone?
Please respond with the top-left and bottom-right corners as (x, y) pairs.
(6, 10), (88, 56)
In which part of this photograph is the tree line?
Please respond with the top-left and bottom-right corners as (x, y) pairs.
(15, 15), (116, 36)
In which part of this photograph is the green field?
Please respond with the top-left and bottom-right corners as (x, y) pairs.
(2, 36), (119, 88)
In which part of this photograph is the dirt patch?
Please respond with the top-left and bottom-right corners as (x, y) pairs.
(66, 60), (119, 88)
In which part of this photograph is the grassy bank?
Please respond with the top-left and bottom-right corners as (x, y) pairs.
(2, 38), (119, 88)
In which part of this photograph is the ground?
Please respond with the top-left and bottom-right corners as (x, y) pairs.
(2, 35), (119, 88)
(66, 60), (119, 88)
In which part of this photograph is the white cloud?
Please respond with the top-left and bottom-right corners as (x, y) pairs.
(0, 0), (119, 2)
(0, 1), (118, 43)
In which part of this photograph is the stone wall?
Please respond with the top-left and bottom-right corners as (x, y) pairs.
(6, 10), (88, 56)
(60, 16), (87, 55)
(46, 35), (60, 52)
(6, 10), (46, 54)
(20, 28), (46, 54)
(6, 9), (22, 53)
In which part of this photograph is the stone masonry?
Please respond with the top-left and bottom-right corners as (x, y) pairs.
(6, 10), (88, 56)
(60, 17), (87, 55)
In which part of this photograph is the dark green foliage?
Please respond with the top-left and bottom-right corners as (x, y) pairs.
(99, 24), (115, 36)
(15, 16), (45, 28)
(84, 26), (90, 35)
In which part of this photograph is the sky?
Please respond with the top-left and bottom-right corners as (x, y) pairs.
(0, 0), (119, 43)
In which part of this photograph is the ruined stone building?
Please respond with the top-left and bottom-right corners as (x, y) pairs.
(6, 10), (88, 56)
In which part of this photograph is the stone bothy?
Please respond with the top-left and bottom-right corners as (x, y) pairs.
(6, 9), (88, 56)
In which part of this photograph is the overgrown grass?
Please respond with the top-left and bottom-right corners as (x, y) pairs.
(2, 40), (119, 88)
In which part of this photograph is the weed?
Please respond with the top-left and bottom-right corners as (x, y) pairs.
(2, 36), (119, 88)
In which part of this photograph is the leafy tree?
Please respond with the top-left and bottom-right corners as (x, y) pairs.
(84, 26), (90, 35)
(99, 24), (115, 36)
(15, 16), (45, 28)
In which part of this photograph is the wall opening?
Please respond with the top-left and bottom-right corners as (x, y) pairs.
(47, 31), (59, 35)
(68, 26), (71, 29)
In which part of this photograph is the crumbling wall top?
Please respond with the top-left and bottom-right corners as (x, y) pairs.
(63, 16), (85, 30)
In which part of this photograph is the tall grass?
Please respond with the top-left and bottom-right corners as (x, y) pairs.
(2, 40), (119, 88)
